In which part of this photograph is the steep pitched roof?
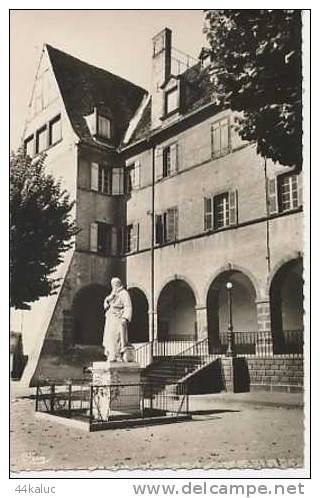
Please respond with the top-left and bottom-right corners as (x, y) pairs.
(46, 44), (147, 147)
(127, 62), (217, 146)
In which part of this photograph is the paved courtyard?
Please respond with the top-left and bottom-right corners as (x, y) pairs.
(10, 388), (304, 472)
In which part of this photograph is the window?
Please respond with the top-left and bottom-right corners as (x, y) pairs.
(211, 118), (231, 158)
(165, 87), (179, 115)
(98, 164), (112, 194)
(163, 146), (171, 177)
(155, 207), (178, 245)
(125, 224), (139, 253)
(49, 115), (62, 145)
(214, 193), (230, 229)
(278, 174), (298, 213)
(91, 163), (112, 194)
(24, 135), (34, 158)
(97, 222), (110, 255)
(204, 190), (238, 231)
(97, 115), (111, 140)
(155, 144), (178, 180)
(267, 173), (300, 215)
(125, 161), (140, 193)
(90, 222), (119, 256)
(36, 126), (47, 154)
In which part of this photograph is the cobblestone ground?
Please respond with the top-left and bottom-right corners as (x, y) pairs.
(10, 395), (304, 472)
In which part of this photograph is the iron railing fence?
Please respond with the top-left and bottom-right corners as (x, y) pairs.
(212, 329), (303, 356)
(134, 338), (196, 367)
(272, 329), (304, 355)
(134, 329), (304, 367)
(35, 381), (189, 427)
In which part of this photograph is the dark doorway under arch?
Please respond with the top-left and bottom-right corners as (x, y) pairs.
(157, 279), (197, 341)
(207, 270), (258, 354)
(72, 284), (107, 345)
(270, 258), (303, 353)
(128, 288), (149, 343)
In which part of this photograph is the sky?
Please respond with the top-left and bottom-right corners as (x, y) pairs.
(10, 9), (205, 150)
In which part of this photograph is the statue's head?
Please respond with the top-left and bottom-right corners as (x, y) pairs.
(111, 277), (122, 291)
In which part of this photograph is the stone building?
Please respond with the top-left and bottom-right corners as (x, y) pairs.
(13, 28), (304, 391)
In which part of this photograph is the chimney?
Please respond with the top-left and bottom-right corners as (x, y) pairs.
(151, 28), (172, 129)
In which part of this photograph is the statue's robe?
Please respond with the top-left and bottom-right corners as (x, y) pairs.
(102, 287), (132, 361)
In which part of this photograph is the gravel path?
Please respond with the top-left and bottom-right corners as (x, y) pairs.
(10, 395), (304, 472)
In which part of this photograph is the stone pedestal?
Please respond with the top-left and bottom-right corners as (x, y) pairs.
(90, 361), (142, 421)
(221, 357), (235, 392)
(220, 356), (250, 393)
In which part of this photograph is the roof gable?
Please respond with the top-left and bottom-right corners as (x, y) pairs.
(46, 44), (147, 148)
(126, 62), (218, 146)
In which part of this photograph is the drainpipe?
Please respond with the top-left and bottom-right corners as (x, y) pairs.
(150, 142), (156, 359)
(264, 157), (271, 273)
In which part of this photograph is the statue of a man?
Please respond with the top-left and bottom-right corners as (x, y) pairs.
(102, 277), (132, 362)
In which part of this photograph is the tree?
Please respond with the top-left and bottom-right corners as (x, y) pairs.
(10, 151), (77, 309)
(204, 9), (302, 169)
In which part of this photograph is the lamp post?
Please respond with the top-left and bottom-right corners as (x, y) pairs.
(226, 281), (235, 357)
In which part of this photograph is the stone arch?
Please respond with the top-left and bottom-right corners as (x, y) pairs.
(203, 263), (261, 305)
(128, 287), (149, 343)
(127, 282), (151, 309)
(206, 268), (258, 354)
(156, 274), (200, 307)
(269, 257), (303, 354)
(266, 251), (303, 295)
(157, 279), (197, 340)
(72, 283), (107, 345)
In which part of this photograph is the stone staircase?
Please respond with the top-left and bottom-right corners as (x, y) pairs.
(141, 338), (217, 393)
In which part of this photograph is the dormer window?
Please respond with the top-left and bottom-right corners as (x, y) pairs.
(164, 86), (179, 116)
(97, 114), (111, 140)
(85, 108), (112, 141)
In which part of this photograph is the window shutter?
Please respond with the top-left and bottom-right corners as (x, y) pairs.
(174, 207), (178, 240)
(91, 162), (99, 191)
(267, 177), (278, 215)
(155, 214), (163, 244)
(211, 123), (220, 157)
(155, 148), (163, 180)
(112, 168), (124, 195)
(125, 168), (132, 194)
(90, 222), (98, 252)
(111, 226), (118, 255)
(170, 143), (178, 174)
(204, 197), (213, 230)
(166, 208), (178, 242)
(297, 173), (303, 207)
(92, 108), (98, 135)
(229, 189), (238, 225)
(220, 118), (230, 153)
(132, 223), (139, 251)
(134, 161), (140, 188)
(119, 169), (124, 194)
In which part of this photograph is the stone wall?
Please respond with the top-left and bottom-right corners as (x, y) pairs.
(246, 357), (304, 392)
(186, 356), (304, 394)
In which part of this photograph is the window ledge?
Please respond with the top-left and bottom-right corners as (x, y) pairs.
(160, 109), (180, 120)
(32, 138), (63, 159)
(77, 186), (113, 197)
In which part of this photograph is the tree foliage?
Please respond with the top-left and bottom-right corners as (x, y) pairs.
(204, 9), (302, 169)
(10, 151), (77, 309)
